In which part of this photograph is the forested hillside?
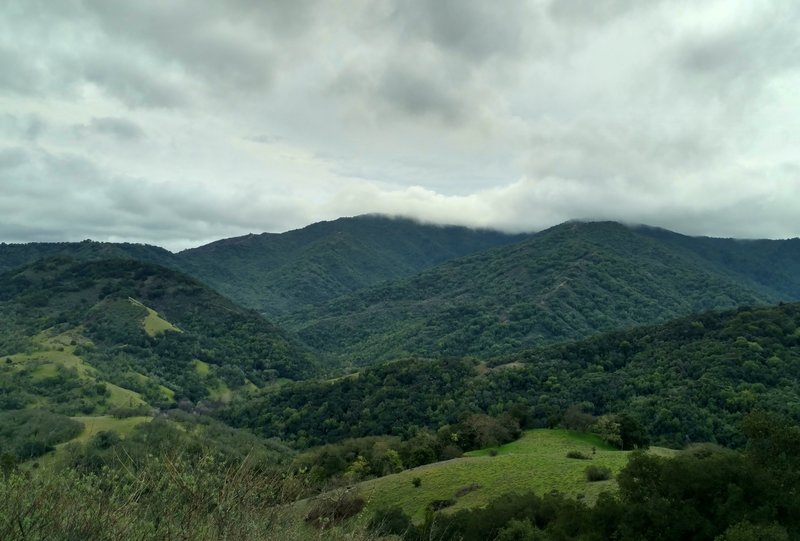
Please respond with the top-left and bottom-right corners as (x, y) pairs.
(0, 240), (180, 275)
(226, 302), (800, 449)
(283, 221), (793, 364)
(0, 257), (317, 415)
(178, 215), (527, 316)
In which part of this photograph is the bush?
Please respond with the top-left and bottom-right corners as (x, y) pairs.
(109, 405), (152, 418)
(429, 498), (455, 511)
(412, 477), (422, 488)
(566, 450), (590, 460)
(368, 506), (414, 537)
(305, 489), (365, 527)
(585, 465), (612, 482)
(454, 484), (481, 498)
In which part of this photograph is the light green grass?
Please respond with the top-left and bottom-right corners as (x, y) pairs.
(159, 385), (176, 401)
(68, 415), (152, 443)
(193, 359), (211, 375)
(129, 298), (181, 336)
(106, 383), (148, 408)
(356, 429), (674, 524)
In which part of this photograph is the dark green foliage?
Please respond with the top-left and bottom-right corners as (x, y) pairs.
(368, 506), (414, 537)
(0, 240), (179, 275)
(304, 489), (366, 527)
(565, 451), (590, 460)
(178, 215), (526, 317)
(284, 221), (795, 365)
(584, 465), (612, 481)
(226, 302), (800, 448)
(0, 410), (83, 461)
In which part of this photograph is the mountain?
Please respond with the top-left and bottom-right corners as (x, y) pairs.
(634, 225), (800, 299)
(177, 215), (527, 316)
(0, 257), (317, 415)
(0, 215), (527, 318)
(282, 221), (796, 364)
(226, 301), (800, 448)
(0, 240), (180, 275)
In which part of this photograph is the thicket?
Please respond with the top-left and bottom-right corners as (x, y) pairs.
(226, 303), (800, 449)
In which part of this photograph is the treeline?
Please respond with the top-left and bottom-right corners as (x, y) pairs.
(224, 303), (800, 449)
(293, 412), (523, 484)
(369, 412), (800, 541)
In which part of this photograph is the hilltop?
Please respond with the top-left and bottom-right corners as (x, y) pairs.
(283, 221), (796, 364)
(177, 215), (527, 316)
(0, 257), (317, 415)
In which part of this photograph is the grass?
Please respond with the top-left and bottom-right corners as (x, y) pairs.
(129, 298), (181, 336)
(194, 359), (211, 375)
(355, 429), (675, 524)
(30, 415), (153, 468)
(68, 415), (152, 444)
(106, 383), (148, 408)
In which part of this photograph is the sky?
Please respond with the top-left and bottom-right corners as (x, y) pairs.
(1, 0), (799, 251)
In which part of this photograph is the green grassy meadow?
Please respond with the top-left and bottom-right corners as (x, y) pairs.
(68, 415), (152, 444)
(129, 298), (181, 336)
(356, 429), (674, 523)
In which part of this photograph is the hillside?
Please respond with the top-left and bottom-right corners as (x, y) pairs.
(226, 301), (800, 448)
(0, 240), (180, 275)
(0, 216), (526, 319)
(178, 215), (527, 316)
(347, 429), (674, 523)
(0, 257), (317, 416)
(634, 225), (800, 299)
(283, 221), (793, 364)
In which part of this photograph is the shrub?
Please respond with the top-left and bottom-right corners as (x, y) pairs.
(454, 484), (481, 498)
(305, 489), (365, 527)
(585, 465), (612, 482)
(412, 477), (422, 488)
(429, 498), (455, 511)
(566, 450), (590, 460)
(368, 506), (414, 537)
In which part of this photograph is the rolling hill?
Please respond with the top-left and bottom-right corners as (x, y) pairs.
(0, 257), (317, 415)
(282, 221), (798, 364)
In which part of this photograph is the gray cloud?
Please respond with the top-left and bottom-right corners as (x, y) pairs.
(0, 0), (798, 249)
(76, 117), (145, 141)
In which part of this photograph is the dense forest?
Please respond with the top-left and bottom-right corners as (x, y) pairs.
(225, 302), (800, 449)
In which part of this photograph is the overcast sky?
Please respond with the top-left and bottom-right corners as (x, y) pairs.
(1, 0), (799, 250)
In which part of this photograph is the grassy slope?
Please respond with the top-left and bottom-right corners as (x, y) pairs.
(0, 258), (318, 409)
(129, 298), (181, 336)
(68, 415), (152, 443)
(354, 430), (674, 524)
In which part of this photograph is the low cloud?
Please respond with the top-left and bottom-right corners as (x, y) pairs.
(0, 0), (799, 248)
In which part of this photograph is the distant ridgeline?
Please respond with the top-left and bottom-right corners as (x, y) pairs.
(2, 217), (800, 369)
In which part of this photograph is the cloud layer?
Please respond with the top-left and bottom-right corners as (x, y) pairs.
(1, 0), (799, 249)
